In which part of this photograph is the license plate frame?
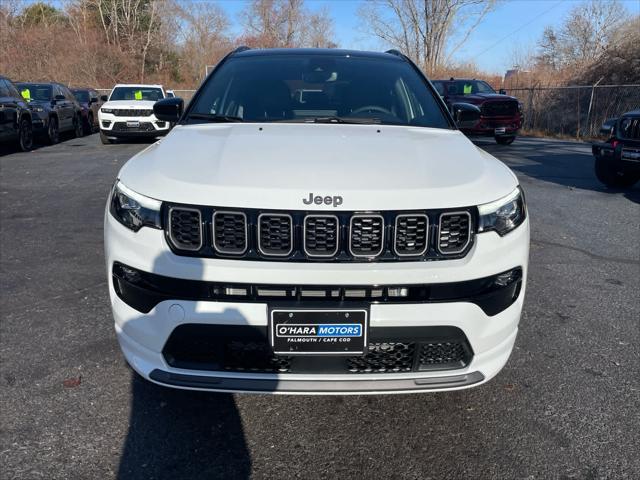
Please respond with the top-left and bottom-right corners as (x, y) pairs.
(126, 120), (140, 128)
(269, 308), (368, 356)
(494, 127), (507, 135)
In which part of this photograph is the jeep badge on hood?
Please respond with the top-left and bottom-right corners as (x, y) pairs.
(303, 192), (344, 207)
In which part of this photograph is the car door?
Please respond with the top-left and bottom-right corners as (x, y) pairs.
(0, 79), (19, 141)
(54, 84), (72, 131)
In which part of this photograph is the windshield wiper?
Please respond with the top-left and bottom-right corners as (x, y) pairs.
(187, 113), (244, 123)
(274, 116), (382, 124)
(311, 116), (382, 124)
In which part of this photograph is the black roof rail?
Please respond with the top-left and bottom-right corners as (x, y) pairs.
(232, 46), (251, 55)
(385, 49), (404, 58)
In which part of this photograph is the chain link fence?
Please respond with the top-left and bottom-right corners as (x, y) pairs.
(506, 85), (640, 139)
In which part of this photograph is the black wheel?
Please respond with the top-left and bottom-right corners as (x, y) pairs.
(74, 115), (84, 138)
(496, 136), (515, 145)
(87, 113), (95, 133)
(594, 157), (639, 188)
(18, 118), (33, 152)
(100, 130), (113, 144)
(47, 117), (59, 144)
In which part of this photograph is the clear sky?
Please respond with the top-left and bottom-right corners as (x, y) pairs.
(218, 0), (640, 74)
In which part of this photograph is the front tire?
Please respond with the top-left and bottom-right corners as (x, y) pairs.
(496, 136), (515, 145)
(100, 130), (113, 144)
(594, 157), (639, 188)
(74, 115), (84, 138)
(47, 117), (59, 145)
(18, 118), (34, 152)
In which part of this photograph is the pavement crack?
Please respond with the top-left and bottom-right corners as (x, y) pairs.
(533, 239), (640, 265)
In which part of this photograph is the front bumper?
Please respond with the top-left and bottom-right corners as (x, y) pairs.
(461, 115), (522, 137)
(105, 212), (529, 394)
(98, 111), (169, 138)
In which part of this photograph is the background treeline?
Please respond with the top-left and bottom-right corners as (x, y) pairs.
(0, 0), (638, 90)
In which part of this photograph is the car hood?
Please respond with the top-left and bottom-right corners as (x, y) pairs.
(103, 100), (157, 109)
(117, 123), (518, 210)
(449, 93), (519, 104)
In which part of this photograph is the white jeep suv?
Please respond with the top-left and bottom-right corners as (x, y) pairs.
(105, 48), (529, 394)
(98, 84), (169, 144)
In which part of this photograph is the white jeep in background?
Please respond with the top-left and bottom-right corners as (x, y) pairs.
(98, 84), (170, 144)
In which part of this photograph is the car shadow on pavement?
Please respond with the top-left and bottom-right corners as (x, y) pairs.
(474, 137), (640, 204)
(117, 375), (251, 479)
(115, 253), (256, 479)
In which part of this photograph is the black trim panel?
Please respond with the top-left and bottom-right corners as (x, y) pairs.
(112, 262), (523, 316)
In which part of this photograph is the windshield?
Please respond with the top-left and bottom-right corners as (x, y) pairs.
(17, 84), (52, 102)
(446, 80), (495, 95)
(109, 87), (164, 101)
(72, 90), (90, 102)
(187, 55), (450, 128)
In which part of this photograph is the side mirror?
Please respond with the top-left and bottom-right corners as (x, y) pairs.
(100, 95), (108, 102)
(54, 94), (65, 102)
(451, 102), (481, 128)
(600, 118), (617, 137)
(90, 97), (98, 104)
(153, 97), (184, 122)
(499, 88), (507, 95)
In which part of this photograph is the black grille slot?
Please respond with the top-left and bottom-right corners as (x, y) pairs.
(213, 211), (247, 254)
(168, 208), (202, 251)
(418, 341), (470, 370)
(482, 101), (518, 117)
(304, 215), (339, 257)
(347, 343), (415, 373)
(112, 109), (153, 117)
(438, 212), (471, 254)
(350, 215), (384, 257)
(258, 214), (293, 256)
(394, 214), (428, 256)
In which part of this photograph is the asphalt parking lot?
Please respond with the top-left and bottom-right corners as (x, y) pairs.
(1, 133), (638, 479)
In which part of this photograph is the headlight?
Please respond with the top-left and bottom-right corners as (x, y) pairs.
(478, 186), (526, 236)
(101, 107), (114, 114)
(109, 181), (161, 231)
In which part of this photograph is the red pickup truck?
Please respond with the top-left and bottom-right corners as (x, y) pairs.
(432, 78), (523, 145)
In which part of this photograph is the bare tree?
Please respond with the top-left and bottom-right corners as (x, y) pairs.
(173, 0), (232, 83)
(537, 0), (626, 70)
(359, 0), (496, 74)
(240, 0), (335, 48)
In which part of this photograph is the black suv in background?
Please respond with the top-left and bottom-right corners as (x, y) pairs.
(593, 110), (640, 188)
(71, 88), (102, 133)
(16, 82), (83, 144)
(0, 75), (33, 151)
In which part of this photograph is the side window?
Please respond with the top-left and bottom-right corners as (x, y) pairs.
(0, 80), (10, 97)
(6, 80), (20, 98)
(432, 82), (445, 96)
(63, 86), (73, 100)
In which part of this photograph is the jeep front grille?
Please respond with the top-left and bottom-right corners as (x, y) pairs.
(164, 206), (475, 261)
(304, 215), (339, 257)
(168, 208), (202, 251)
(438, 212), (471, 254)
(258, 214), (293, 256)
(112, 109), (153, 117)
(394, 214), (428, 256)
(349, 215), (384, 257)
(213, 211), (247, 255)
(482, 101), (518, 117)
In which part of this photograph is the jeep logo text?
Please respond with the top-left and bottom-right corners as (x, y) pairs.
(302, 192), (343, 207)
